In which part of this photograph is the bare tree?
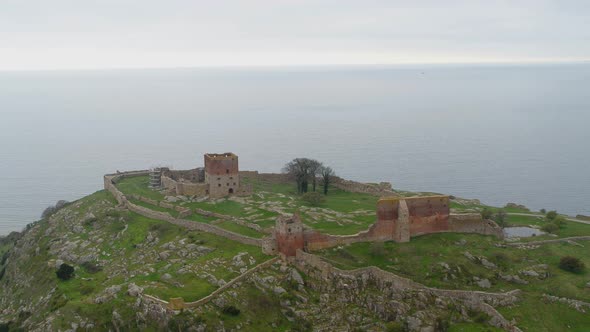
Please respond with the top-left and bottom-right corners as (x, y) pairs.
(308, 159), (322, 192)
(283, 158), (312, 194)
(320, 166), (335, 195)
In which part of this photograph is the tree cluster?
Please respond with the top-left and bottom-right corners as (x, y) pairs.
(283, 158), (335, 195)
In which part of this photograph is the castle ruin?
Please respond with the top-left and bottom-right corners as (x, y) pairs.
(268, 195), (503, 258)
(155, 152), (251, 199)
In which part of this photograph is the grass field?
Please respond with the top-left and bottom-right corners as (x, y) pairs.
(317, 231), (590, 331)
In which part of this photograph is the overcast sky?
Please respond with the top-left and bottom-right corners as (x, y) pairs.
(1, 0), (589, 70)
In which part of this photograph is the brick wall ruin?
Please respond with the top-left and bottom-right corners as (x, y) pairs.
(272, 195), (503, 257)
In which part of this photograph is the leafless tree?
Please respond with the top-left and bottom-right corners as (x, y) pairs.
(320, 166), (335, 195)
(283, 158), (312, 194)
(308, 159), (322, 192)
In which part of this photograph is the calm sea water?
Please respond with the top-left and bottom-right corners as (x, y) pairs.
(1, 64), (589, 235)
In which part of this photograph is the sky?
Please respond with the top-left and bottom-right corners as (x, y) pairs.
(1, 0), (589, 70)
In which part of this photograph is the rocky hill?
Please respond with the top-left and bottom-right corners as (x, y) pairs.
(1, 176), (590, 331)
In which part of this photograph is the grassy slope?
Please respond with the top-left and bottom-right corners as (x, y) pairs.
(113, 174), (590, 331)
(317, 232), (590, 331)
(1, 191), (276, 330)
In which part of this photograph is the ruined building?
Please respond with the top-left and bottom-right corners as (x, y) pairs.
(266, 195), (504, 258)
(156, 152), (251, 199)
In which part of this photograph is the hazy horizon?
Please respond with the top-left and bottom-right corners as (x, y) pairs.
(2, 1), (590, 70)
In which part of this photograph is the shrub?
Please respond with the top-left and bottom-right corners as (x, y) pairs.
(541, 223), (559, 234)
(559, 256), (585, 273)
(553, 216), (566, 228)
(301, 192), (325, 206)
(221, 305), (240, 316)
(480, 208), (493, 220)
(56, 263), (75, 281)
(540, 208), (546, 214)
(494, 209), (507, 227)
(546, 210), (558, 220)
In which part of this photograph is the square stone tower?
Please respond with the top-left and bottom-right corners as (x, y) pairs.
(204, 152), (240, 198)
(275, 214), (304, 258)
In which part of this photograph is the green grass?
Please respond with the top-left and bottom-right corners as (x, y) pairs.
(317, 232), (590, 331)
(115, 175), (165, 201)
(214, 220), (265, 238)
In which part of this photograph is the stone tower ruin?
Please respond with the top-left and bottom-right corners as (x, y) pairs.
(204, 153), (240, 198)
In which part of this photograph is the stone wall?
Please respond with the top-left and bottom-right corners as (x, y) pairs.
(176, 181), (209, 196)
(332, 176), (395, 196)
(104, 172), (262, 247)
(141, 257), (278, 310)
(448, 214), (504, 239)
(273, 195), (503, 254)
(294, 250), (522, 332)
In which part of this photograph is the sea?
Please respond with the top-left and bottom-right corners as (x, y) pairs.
(1, 63), (589, 235)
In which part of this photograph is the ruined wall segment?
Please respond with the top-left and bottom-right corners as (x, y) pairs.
(377, 196), (450, 240)
(275, 214), (305, 257)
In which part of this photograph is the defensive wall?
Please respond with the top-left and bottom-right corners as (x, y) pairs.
(106, 171), (503, 259)
(270, 196), (503, 256)
(294, 250), (522, 332)
(141, 257), (279, 310)
(238, 171), (395, 197)
(104, 172), (261, 247)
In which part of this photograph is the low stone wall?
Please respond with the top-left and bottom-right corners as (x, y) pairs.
(294, 250), (522, 332)
(184, 257), (279, 308)
(140, 257), (279, 310)
(194, 208), (263, 232)
(332, 176), (395, 196)
(506, 236), (590, 247)
(448, 214), (504, 239)
(104, 172), (262, 247)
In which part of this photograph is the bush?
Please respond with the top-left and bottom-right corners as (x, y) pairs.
(301, 192), (325, 206)
(221, 305), (240, 316)
(540, 208), (546, 214)
(494, 209), (507, 227)
(559, 256), (585, 273)
(56, 263), (75, 281)
(480, 208), (493, 220)
(553, 216), (566, 228)
(546, 210), (558, 220)
(541, 223), (559, 234)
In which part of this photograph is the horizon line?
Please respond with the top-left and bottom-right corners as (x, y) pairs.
(1, 59), (589, 73)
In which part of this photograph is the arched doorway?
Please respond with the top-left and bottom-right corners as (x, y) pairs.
(228, 188), (234, 194)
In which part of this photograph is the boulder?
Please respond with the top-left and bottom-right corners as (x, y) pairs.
(476, 279), (491, 288)
(127, 283), (143, 297)
(273, 286), (286, 295)
(290, 269), (304, 286)
(520, 270), (539, 278)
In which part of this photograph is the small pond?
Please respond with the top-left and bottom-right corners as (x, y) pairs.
(503, 227), (545, 238)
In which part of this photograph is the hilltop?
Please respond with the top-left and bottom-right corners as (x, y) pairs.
(1, 172), (590, 331)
